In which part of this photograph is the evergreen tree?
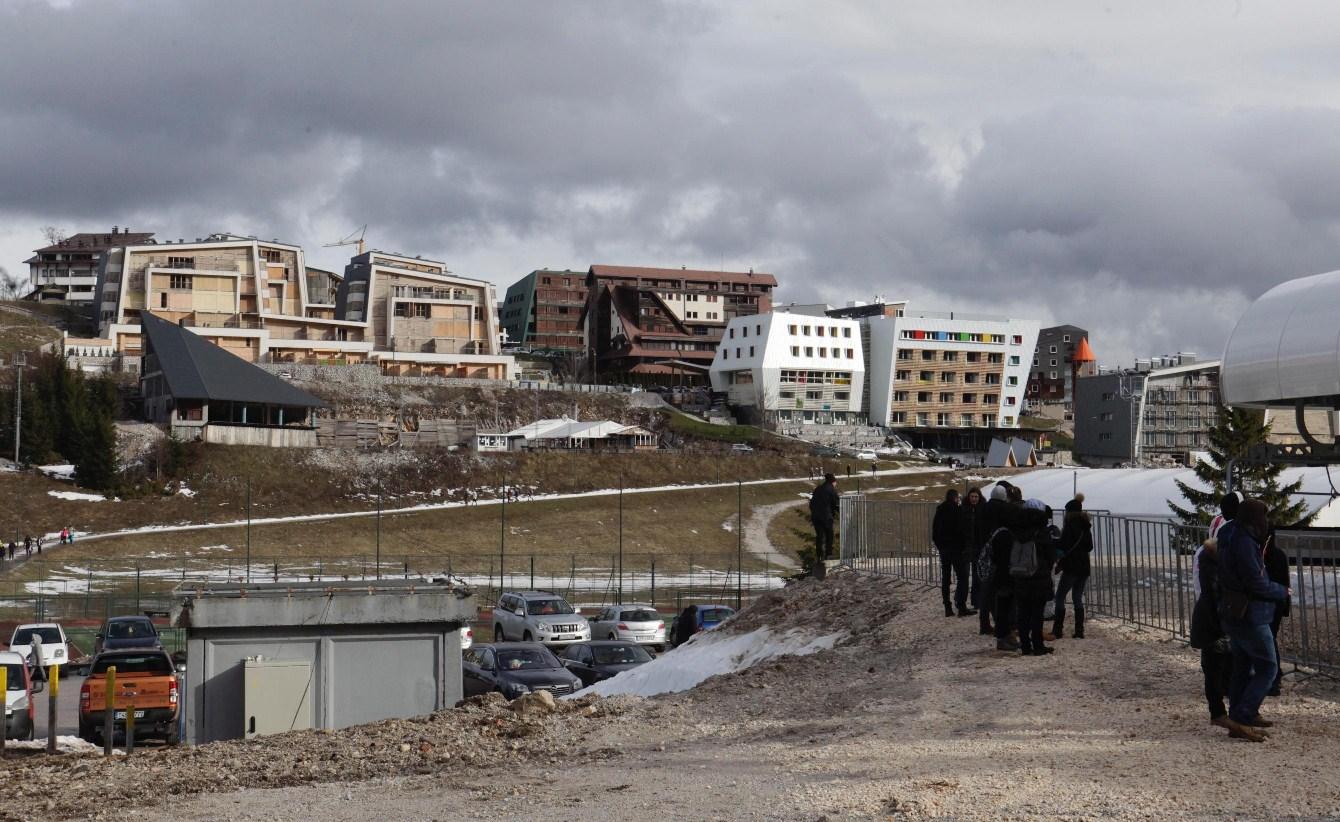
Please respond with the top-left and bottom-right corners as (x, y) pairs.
(1169, 405), (1312, 528)
(18, 376), (54, 465)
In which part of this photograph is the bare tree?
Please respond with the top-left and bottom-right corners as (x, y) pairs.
(0, 266), (23, 301)
(41, 226), (67, 246)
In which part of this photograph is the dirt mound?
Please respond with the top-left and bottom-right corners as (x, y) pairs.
(0, 693), (637, 822)
(721, 569), (906, 641)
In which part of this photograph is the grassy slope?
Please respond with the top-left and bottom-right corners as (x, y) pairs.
(0, 302), (63, 357)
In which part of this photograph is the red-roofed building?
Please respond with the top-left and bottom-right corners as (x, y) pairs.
(582, 265), (777, 383)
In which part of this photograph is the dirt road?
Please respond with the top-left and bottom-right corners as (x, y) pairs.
(12, 571), (1340, 820)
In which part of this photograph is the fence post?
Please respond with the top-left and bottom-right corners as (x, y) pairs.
(650, 558), (657, 607)
(1293, 537), (1310, 672)
(0, 665), (6, 754)
(1123, 519), (1136, 627)
(530, 556), (535, 590)
(125, 695), (135, 756)
(47, 664), (59, 754)
(1173, 526), (1187, 639)
(103, 665), (116, 757)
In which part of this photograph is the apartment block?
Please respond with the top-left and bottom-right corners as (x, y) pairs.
(91, 235), (514, 380)
(708, 313), (865, 424)
(499, 269), (585, 352)
(1073, 354), (1219, 466)
(26, 227), (154, 305)
(867, 310), (1039, 434)
(583, 265), (777, 382)
(1028, 324), (1094, 403)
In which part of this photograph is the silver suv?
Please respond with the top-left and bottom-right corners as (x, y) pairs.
(492, 591), (591, 647)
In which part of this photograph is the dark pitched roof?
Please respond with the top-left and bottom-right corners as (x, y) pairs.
(140, 312), (325, 408)
(33, 231), (154, 254)
(589, 264), (777, 287)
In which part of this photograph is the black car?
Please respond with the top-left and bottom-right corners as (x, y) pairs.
(558, 641), (653, 686)
(462, 642), (583, 699)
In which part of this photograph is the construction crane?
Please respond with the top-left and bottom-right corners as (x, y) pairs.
(324, 225), (367, 256)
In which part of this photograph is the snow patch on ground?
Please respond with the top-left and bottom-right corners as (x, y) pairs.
(4, 735), (103, 754)
(578, 626), (846, 698)
(47, 490), (109, 502)
(38, 464), (75, 480)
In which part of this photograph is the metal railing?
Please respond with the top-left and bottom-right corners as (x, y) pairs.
(839, 496), (1339, 677)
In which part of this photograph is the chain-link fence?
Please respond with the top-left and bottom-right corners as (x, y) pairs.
(839, 495), (1339, 677)
(0, 550), (785, 630)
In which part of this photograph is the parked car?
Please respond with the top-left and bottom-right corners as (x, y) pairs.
(8, 622), (70, 673)
(1, 649), (42, 740)
(78, 649), (180, 745)
(586, 604), (666, 650)
(492, 591), (591, 647)
(855, 450), (878, 461)
(94, 616), (162, 655)
(730, 443), (754, 453)
(559, 641), (653, 686)
(667, 604), (737, 647)
(462, 642), (583, 699)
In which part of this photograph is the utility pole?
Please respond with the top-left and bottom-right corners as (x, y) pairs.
(617, 473), (624, 604)
(375, 480), (382, 580)
(499, 475), (507, 594)
(736, 480), (743, 610)
(245, 478), (252, 583)
(13, 352), (25, 465)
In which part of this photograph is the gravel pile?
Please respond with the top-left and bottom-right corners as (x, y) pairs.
(0, 692), (636, 821)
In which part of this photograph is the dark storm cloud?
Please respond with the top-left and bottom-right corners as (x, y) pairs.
(3, 1), (1340, 365)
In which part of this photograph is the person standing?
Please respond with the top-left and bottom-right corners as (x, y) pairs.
(1011, 499), (1056, 656)
(960, 487), (988, 630)
(1218, 499), (1288, 738)
(809, 473), (839, 580)
(1052, 500), (1093, 639)
(933, 489), (972, 617)
(1197, 492), (1242, 599)
(1263, 528), (1291, 697)
(1190, 537), (1242, 737)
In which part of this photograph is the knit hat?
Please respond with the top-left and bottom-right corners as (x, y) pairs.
(989, 484), (1009, 502)
(1023, 498), (1046, 512)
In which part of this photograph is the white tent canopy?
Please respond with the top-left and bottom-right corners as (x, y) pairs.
(995, 467), (1340, 526)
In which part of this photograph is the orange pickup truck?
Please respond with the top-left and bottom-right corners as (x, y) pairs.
(78, 649), (180, 745)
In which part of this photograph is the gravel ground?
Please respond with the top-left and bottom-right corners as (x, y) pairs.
(7, 571), (1340, 821)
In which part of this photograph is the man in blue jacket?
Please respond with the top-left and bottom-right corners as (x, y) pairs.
(1217, 498), (1289, 737)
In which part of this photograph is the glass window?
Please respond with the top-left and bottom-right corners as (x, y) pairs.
(91, 653), (171, 675)
(525, 597), (577, 616)
(11, 627), (63, 644)
(496, 648), (562, 670)
(108, 619), (157, 640)
(592, 644), (652, 665)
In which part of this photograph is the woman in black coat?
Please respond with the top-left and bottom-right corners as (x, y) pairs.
(1189, 538), (1236, 733)
(1052, 500), (1093, 639)
(1263, 529), (1291, 695)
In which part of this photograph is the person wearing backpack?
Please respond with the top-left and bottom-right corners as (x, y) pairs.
(1052, 500), (1093, 639)
(1010, 499), (1056, 656)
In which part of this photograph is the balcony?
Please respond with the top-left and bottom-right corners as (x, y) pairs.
(393, 285), (476, 302)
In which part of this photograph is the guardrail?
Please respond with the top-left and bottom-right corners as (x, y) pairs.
(839, 496), (1339, 677)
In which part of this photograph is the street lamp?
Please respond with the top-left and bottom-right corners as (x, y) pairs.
(13, 352), (27, 465)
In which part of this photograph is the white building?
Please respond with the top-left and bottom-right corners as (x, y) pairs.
(867, 310), (1039, 430)
(708, 313), (866, 424)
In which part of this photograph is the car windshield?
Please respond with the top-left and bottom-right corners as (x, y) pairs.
(496, 649), (560, 670)
(3, 663), (24, 689)
(592, 644), (652, 665)
(91, 653), (172, 675)
(526, 598), (576, 616)
(108, 620), (156, 639)
(12, 627), (62, 644)
(620, 609), (660, 623)
(699, 608), (734, 623)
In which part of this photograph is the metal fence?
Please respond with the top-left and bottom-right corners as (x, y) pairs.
(839, 495), (1340, 677)
(0, 551), (784, 628)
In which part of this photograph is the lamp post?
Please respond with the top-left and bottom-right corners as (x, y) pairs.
(617, 473), (624, 604)
(13, 352), (25, 465)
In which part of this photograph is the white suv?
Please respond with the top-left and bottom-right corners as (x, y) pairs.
(9, 623), (69, 673)
(492, 591), (590, 647)
(587, 604), (667, 651)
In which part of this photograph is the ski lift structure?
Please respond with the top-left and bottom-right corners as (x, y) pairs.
(1221, 269), (1340, 467)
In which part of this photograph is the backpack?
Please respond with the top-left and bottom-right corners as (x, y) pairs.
(977, 527), (1008, 582)
(1008, 535), (1040, 579)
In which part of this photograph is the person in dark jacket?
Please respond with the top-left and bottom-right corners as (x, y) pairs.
(933, 489), (973, 617)
(1217, 499), (1288, 736)
(1189, 537), (1243, 737)
(982, 482), (1048, 650)
(1263, 528), (1291, 696)
(1051, 500), (1092, 639)
(674, 605), (698, 647)
(960, 487), (988, 627)
(809, 473), (840, 579)
(1010, 499), (1056, 655)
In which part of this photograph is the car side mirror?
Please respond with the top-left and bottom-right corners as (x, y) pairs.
(515, 607), (526, 616)
(176, 663), (187, 673)
(95, 634), (104, 640)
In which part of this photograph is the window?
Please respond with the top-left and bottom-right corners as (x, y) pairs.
(897, 349), (912, 361)
(962, 393), (976, 403)
(802, 325), (811, 335)
(414, 303), (430, 318)
(1002, 416), (1015, 426)
(1004, 396), (1017, 406)
(816, 326), (824, 337)
(917, 391), (931, 403)
(741, 326), (748, 338)
(919, 370), (934, 382)
(805, 347), (814, 357)
(1009, 355), (1020, 366)
(936, 413), (951, 426)
(942, 351), (958, 362)
(394, 303), (408, 317)
(790, 346), (799, 356)
(895, 370), (910, 380)
(1033, 358), (1039, 367)
(966, 352), (981, 363)
(1099, 412), (1114, 422)
(842, 327), (851, 338)
(983, 394), (998, 404)
(262, 248), (283, 263)
(846, 349), (854, 359)
(736, 348), (741, 358)
(749, 346), (755, 357)
(818, 348), (826, 358)
(890, 412), (906, 424)
(921, 350), (935, 361)
(788, 324), (797, 335)
(806, 390), (823, 400)
(1050, 359), (1058, 367)
(1101, 392), (1116, 401)
(1050, 371), (1058, 380)
(169, 274), (191, 289)
(940, 372), (955, 383)
(939, 392), (954, 403)
(1007, 376), (1018, 386)
(1099, 432), (1113, 441)
(1049, 345), (1057, 353)
(916, 413), (930, 427)
(894, 391), (910, 402)
(1011, 335), (1023, 344)
(1063, 334), (1071, 342)
(981, 414), (993, 426)
(729, 328), (735, 339)
(964, 373), (979, 384)
(835, 391), (849, 401)
(756, 324), (761, 336)
(961, 413), (975, 427)
(166, 256), (194, 269)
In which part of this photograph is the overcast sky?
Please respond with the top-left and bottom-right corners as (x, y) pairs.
(4, 0), (1340, 366)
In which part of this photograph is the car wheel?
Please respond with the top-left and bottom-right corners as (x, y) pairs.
(165, 723), (181, 746)
(494, 624), (505, 642)
(522, 631), (532, 642)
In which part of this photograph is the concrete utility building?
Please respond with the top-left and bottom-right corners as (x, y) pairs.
(173, 580), (476, 746)
(140, 311), (326, 447)
(708, 312), (866, 425)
